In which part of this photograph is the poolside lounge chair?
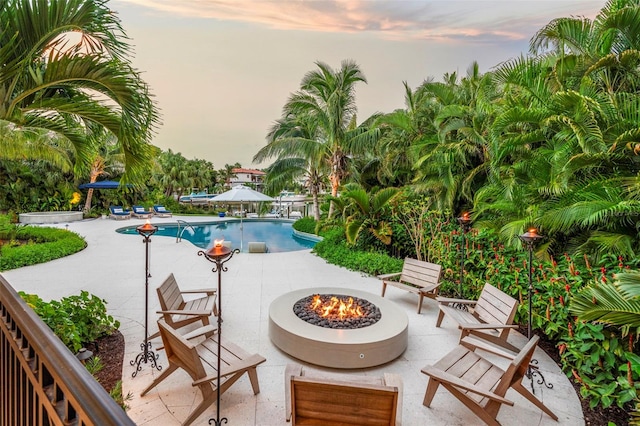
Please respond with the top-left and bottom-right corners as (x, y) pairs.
(153, 205), (172, 217)
(109, 206), (131, 220)
(131, 205), (153, 219)
(248, 242), (267, 253)
(264, 210), (281, 218)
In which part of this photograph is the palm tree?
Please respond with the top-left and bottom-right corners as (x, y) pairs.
(412, 64), (497, 212)
(372, 81), (431, 187)
(219, 164), (239, 189)
(81, 130), (126, 212)
(254, 112), (327, 220)
(530, 0), (640, 91)
(0, 0), (159, 181)
(479, 0), (640, 255)
(339, 184), (400, 245)
(156, 150), (190, 198)
(284, 60), (379, 217)
(0, 123), (74, 172)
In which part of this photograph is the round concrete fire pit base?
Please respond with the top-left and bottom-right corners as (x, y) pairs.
(269, 287), (408, 369)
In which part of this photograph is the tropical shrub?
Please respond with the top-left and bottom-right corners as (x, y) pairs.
(20, 290), (120, 353)
(20, 289), (128, 410)
(0, 160), (77, 212)
(0, 224), (86, 271)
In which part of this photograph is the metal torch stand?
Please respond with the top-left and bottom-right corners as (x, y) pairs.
(456, 215), (472, 309)
(523, 241), (553, 394)
(130, 232), (162, 377)
(198, 248), (238, 426)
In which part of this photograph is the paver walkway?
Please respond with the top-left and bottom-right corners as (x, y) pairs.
(3, 216), (584, 425)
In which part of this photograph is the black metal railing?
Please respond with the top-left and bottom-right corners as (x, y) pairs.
(0, 274), (136, 426)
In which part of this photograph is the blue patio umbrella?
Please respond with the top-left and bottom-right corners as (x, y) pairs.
(79, 180), (132, 189)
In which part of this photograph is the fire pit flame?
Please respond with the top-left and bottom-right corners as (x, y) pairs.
(294, 293), (381, 329)
(311, 294), (363, 320)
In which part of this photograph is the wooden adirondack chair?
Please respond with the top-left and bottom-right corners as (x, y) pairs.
(285, 364), (403, 426)
(421, 335), (558, 426)
(378, 258), (443, 314)
(141, 320), (266, 426)
(435, 282), (519, 352)
(149, 273), (217, 339)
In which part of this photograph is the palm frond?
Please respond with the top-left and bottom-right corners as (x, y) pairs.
(570, 280), (640, 334)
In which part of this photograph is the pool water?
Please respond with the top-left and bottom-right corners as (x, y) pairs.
(117, 219), (318, 253)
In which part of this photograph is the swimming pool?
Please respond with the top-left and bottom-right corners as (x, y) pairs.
(117, 219), (319, 252)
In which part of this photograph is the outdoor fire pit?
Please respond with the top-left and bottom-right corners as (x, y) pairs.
(269, 287), (408, 368)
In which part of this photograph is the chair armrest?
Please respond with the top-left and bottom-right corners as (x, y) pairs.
(460, 336), (519, 359)
(383, 373), (403, 390)
(436, 296), (476, 306)
(419, 284), (440, 293)
(182, 325), (217, 341)
(458, 323), (519, 330)
(285, 364), (304, 421)
(377, 272), (401, 280)
(383, 373), (404, 426)
(193, 354), (266, 385)
(460, 336), (540, 370)
(421, 366), (514, 406)
(180, 288), (216, 295)
(156, 309), (213, 316)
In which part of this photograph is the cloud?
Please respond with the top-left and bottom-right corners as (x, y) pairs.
(115, 0), (603, 43)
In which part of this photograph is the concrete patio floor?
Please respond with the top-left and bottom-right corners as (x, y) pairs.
(3, 216), (584, 425)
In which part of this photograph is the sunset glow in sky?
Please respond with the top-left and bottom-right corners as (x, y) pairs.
(112, 0), (603, 168)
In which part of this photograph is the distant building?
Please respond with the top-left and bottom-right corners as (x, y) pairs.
(229, 168), (266, 190)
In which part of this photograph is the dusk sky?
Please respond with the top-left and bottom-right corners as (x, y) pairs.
(112, 0), (604, 168)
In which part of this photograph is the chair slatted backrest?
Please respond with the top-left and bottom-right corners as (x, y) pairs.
(157, 273), (185, 312)
(400, 258), (441, 288)
(473, 283), (518, 326)
(157, 320), (207, 380)
(291, 376), (398, 426)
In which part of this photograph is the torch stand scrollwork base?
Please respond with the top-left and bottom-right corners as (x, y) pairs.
(527, 358), (554, 394)
(130, 341), (161, 378)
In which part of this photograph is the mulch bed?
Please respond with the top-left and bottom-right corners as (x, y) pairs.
(87, 330), (125, 393)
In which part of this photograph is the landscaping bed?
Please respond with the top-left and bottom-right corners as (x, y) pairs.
(89, 331), (125, 393)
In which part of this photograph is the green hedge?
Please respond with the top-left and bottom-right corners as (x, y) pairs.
(312, 227), (403, 276)
(0, 225), (86, 271)
(292, 217), (317, 234)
